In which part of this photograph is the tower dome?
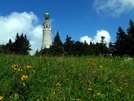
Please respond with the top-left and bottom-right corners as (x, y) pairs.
(44, 12), (50, 20)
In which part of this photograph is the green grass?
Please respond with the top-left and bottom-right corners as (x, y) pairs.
(0, 54), (134, 101)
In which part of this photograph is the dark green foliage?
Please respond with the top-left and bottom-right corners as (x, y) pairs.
(109, 42), (115, 55)
(64, 36), (93, 56)
(37, 32), (110, 56)
(73, 41), (84, 56)
(6, 39), (14, 54)
(82, 41), (93, 56)
(13, 33), (31, 55)
(0, 33), (31, 55)
(49, 31), (64, 56)
(35, 47), (51, 56)
(34, 49), (40, 56)
(127, 19), (134, 38)
(127, 19), (134, 56)
(63, 35), (75, 55)
(0, 39), (13, 54)
(0, 44), (7, 53)
(96, 43), (109, 56)
(113, 19), (134, 56)
(90, 42), (100, 55)
(114, 27), (128, 56)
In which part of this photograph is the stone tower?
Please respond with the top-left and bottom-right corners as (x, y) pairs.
(42, 12), (52, 49)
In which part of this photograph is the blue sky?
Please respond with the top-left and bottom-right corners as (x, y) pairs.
(0, 0), (134, 54)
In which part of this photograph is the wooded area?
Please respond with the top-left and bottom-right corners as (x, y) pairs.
(0, 19), (134, 56)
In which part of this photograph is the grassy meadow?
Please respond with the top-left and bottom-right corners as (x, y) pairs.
(0, 54), (134, 101)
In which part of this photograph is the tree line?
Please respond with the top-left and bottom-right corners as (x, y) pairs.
(0, 33), (31, 55)
(36, 32), (109, 56)
(110, 19), (134, 56)
(0, 19), (134, 56)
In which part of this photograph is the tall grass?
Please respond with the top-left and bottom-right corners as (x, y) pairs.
(0, 54), (134, 101)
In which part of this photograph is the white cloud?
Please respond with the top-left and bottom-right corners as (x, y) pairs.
(93, 0), (134, 17)
(80, 35), (92, 44)
(0, 12), (42, 55)
(80, 30), (111, 45)
(93, 30), (111, 44)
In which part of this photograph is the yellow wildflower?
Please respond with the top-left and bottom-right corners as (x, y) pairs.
(91, 62), (95, 66)
(66, 78), (69, 81)
(117, 89), (121, 92)
(77, 98), (81, 101)
(99, 65), (102, 69)
(93, 94), (96, 98)
(12, 64), (18, 70)
(88, 87), (92, 91)
(12, 64), (18, 68)
(0, 96), (3, 100)
(26, 65), (32, 69)
(66, 78), (71, 82)
(13, 67), (17, 70)
(124, 82), (127, 85)
(97, 92), (101, 96)
(17, 68), (22, 72)
(53, 92), (56, 94)
(100, 59), (103, 62)
(120, 87), (123, 89)
(21, 75), (28, 80)
(56, 82), (62, 86)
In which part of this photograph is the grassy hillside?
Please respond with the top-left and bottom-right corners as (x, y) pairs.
(0, 54), (134, 101)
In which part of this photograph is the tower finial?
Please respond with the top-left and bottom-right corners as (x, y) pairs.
(44, 11), (50, 20)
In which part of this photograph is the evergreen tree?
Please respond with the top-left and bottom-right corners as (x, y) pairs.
(13, 33), (31, 55)
(82, 41), (89, 55)
(63, 35), (75, 55)
(73, 41), (84, 56)
(127, 19), (134, 56)
(88, 41), (94, 55)
(98, 36), (110, 56)
(94, 43), (101, 55)
(0, 39), (14, 54)
(88, 42), (99, 55)
(49, 31), (63, 56)
(34, 49), (39, 56)
(114, 27), (128, 56)
(40, 48), (50, 56)
(82, 41), (94, 56)
(127, 19), (134, 38)
(0, 44), (7, 54)
(6, 39), (14, 54)
(109, 42), (115, 55)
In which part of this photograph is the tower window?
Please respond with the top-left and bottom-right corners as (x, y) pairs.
(46, 24), (48, 28)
